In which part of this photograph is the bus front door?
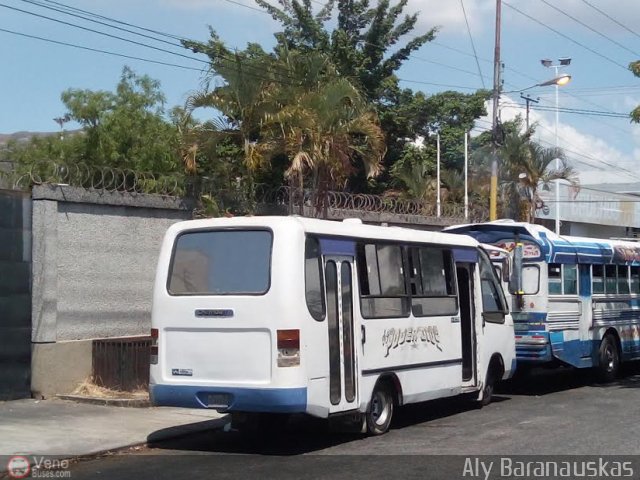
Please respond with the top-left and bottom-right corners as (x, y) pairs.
(324, 257), (359, 413)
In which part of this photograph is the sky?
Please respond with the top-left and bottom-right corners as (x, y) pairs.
(1, 0), (640, 185)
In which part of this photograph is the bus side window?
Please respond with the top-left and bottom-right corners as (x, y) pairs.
(618, 265), (630, 294)
(357, 243), (409, 319)
(548, 264), (562, 295)
(478, 250), (507, 322)
(411, 247), (458, 317)
(305, 237), (326, 321)
(631, 266), (640, 293)
(592, 265), (604, 294)
(605, 265), (617, 294)
(563, 265), (578, 295)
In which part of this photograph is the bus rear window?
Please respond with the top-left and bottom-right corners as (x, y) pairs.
(168, 230), (272, 295)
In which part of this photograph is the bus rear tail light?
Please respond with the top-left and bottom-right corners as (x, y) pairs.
(150, 328), (159, 365)
(277, 329), (300, 367)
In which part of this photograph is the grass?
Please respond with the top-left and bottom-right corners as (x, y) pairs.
(72, 378), (148, 399)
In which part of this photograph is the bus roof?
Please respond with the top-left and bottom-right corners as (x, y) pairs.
(445, 220), (640, 265)
(167, 216), (480, 248)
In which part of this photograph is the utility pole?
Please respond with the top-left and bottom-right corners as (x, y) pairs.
(520, 93), (539, 130)
(489, 0), (501, 221)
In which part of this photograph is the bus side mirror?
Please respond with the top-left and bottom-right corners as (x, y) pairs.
(509, 243), (524, 296)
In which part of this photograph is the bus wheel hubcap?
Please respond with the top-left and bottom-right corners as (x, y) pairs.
(605, 345), (615, 371)
(371, 392), (389, 425)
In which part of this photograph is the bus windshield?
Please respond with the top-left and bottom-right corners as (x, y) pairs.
(168, 229), (272, 295)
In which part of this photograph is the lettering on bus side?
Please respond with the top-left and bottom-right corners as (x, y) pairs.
(382, 326), (442, 357)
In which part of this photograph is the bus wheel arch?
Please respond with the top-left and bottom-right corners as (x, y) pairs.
(365, 375), (400, 435)
(480, 354), (505, 407)
(597, 329), (621, 382)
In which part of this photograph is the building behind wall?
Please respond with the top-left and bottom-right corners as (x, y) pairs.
(537, 182), (640, 239)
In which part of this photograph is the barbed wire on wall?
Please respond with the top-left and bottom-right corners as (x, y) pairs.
(2, 161), (488, 223)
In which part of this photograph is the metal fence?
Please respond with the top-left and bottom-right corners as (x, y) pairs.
(3, 161), (488, 223)
(92, 337), (151, 391)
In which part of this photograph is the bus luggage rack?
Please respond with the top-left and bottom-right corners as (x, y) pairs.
(92, 337), (151, 391)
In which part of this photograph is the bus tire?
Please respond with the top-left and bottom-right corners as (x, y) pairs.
(480, 359), (502, 407)
(366, 383), (394, 435)
(597, 334), (620, 383)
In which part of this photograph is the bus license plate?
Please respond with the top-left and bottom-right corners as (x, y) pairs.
(207, 393), (230, 408)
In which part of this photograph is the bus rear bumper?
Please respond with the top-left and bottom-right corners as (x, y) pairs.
(515, 334), (553, 363)
(150, 384), (307, 413)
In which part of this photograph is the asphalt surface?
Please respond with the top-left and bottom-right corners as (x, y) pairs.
(62, 365), (640, 479)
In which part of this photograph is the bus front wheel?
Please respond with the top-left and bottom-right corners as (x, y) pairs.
(366, 384), (394, 435)
(597, 334), (620, 383)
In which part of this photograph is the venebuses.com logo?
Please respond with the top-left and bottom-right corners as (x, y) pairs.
(5, 455), (72, 478)
(6, 456), (30, 479)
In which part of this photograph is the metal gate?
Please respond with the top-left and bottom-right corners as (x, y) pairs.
(0, 189), (32, 399)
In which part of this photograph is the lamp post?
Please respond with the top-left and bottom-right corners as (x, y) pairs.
(541, 57), (571, 235)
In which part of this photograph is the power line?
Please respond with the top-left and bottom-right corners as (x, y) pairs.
(502, 102), (629, 118)
(503, 1), (630, 72)
(0, 27), (206, 71)
(398, 78), (480, 90)
(220, 0), (267, 15)
(539, 0), (640, 58)
(474, 117), (640, 181)
(40, 0), (185, 40)
(579, 0), (640, 41)
(460, 0), (485, 89)
(533, 96), (632, 136)
(0, 2), (210, 64)
(1, 2), (298, 85)
(19, 0), (184, 48)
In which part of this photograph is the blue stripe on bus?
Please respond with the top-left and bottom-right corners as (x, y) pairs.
(150, 384), (307, 413)
(319, 238), (356, 257)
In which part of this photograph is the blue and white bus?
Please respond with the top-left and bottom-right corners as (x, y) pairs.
(446, 220), (640, 380)
(150, 216), (515, 435)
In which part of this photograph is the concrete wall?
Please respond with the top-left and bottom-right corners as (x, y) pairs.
(31, 185), (192, 397)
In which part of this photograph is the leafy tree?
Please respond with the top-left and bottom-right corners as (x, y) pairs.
(255, 0), (436, 101)
(60, 66), (181, 173)
(247, 0), (489, 192)
(631, 61), (640, 122)
(182, 36), (385, 215)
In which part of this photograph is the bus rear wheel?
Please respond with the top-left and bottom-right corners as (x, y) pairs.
(366, 384), (394, 435)
(597, 334), (620, 383)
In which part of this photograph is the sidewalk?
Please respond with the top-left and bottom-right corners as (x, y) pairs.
(0, 398), (227, 470)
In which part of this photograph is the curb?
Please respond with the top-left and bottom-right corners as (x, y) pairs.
(56, 395), (151, 408)
(0, 415), (229, 475)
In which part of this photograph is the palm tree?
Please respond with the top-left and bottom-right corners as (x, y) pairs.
(260, 51), (386, 217)
(499, 126), (579, 223)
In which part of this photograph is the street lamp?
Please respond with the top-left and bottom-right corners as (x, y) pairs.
(541, 57), (571, 235)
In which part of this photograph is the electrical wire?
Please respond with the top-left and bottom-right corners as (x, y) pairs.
(1, 2), (298, 85)
(0, 26), (206, 71)
(19, 0), (185, 48)
(539, 0), (640, 58)
(503, 1), (630, 72)
(579, 0), (640, 41)
(501, 102), (629, 118)
(40, 0), (185, 40)
(460, 0), (485, 88)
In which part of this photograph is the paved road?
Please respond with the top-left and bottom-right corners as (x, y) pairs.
(65, 366), (640, 479)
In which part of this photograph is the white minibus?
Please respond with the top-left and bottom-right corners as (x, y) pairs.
(150, 216), (515, 434)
